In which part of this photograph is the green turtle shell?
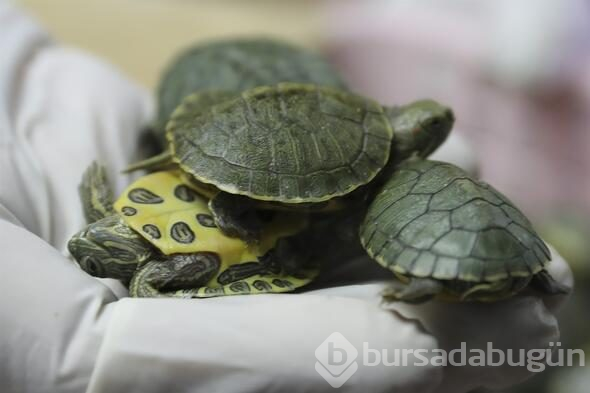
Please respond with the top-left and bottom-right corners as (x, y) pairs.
(168, 83), (394, 203)
(360, 160), (551, 283)
(156, 37), (346, 134)
(170, 90), (236, 124)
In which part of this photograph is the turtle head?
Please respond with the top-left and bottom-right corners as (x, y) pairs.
(387, 99), (454, 160)
(68, 215), (152, 282)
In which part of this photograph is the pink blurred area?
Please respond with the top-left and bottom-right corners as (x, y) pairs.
(322, 0), (590, 220)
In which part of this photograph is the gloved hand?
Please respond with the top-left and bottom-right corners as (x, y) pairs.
(0, 3), (572, 392)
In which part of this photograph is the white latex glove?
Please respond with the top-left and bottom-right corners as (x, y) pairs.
(0, 3), (573, 392)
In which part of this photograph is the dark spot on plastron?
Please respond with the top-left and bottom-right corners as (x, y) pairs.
(253, 280), (273, 292)
(142, 224), (161, 239)
(229, 281), (250, 293)
(272, 278), (293, 289)
(128, 188), (164, 204)
(174, 185), (198, 202)
(196, 213), (217, 228)
(121, 206), (137, 216)
(204, 287), (224, 295)
(170, 222), (195, 243)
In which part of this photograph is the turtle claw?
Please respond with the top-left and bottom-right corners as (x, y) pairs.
(530, 270), (571, 296)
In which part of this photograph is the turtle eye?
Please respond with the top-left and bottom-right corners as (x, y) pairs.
(83, 256), (100, 275)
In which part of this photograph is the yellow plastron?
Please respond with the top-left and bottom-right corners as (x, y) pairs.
(113, 170), (308, 263)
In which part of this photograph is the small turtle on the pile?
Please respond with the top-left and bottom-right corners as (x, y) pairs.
(360, 159), (569, 302)
(68, 163), (316, 298)
(153, 37), (347, 145)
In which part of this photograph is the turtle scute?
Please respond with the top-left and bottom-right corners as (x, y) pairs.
(360, 159), (551, 284)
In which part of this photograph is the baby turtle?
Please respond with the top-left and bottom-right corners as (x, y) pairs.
(153, 37), (347, 144)
(360, 159), (569, 302)
(68, 163), (316, 298)
(127, 83), (454, 242)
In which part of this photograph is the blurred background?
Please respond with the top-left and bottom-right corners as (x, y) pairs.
(20, 0), (590, 391)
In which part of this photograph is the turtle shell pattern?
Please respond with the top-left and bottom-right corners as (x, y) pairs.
(168, 83), (393, 203)
(114, 170), (315, 296)
(156, 37), (346, 132)
(360, 160), (551, 283)
(153, 90), (236, 145)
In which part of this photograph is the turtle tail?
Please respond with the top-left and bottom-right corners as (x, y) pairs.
(122, 150), (174, 173)
(79, 162), (116, 223)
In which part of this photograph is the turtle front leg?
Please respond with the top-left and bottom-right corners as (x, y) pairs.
(130, 252), (221, 298)
(208, 192), (263, 243)
(382, 277), (444, 304)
